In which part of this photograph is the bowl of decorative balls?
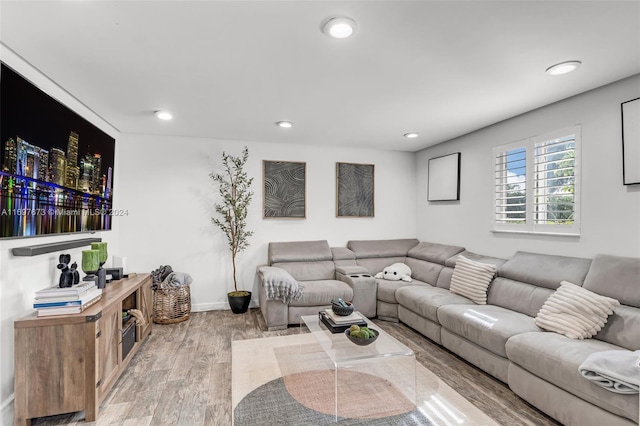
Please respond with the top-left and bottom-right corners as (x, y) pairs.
(345, 324), (379, 346)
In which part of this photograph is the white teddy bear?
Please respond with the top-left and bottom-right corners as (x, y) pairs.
(375, 263), (412, 282)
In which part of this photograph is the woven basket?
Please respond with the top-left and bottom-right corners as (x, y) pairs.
(153, 284), (191, 324)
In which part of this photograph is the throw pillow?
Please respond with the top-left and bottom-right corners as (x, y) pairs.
(535, 281), (620, 339)
(449, 255), (497, 304)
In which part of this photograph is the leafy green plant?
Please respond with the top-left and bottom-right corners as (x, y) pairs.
(210, 146), (254, 294)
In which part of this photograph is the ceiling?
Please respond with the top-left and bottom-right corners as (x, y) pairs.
(1, 1), (639, 152)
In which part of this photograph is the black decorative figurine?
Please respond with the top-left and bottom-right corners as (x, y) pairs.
(70, 261), (80, 285)
(57, 254), (74, 288)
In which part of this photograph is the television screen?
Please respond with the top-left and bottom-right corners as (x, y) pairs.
(0, 63), (115, 238)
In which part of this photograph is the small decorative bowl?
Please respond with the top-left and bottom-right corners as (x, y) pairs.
(331, 301), (354, 316)
(345, 328), (379, 346)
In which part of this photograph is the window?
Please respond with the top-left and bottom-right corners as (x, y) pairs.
(493, 126), (580, 235)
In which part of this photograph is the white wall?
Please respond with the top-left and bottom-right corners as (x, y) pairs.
(416, 74), (640, 259)
(0, 45), (120, 424)
(117, 134), (417, 311)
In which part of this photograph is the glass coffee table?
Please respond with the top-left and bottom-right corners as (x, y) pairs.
(300, 312), (417, 422)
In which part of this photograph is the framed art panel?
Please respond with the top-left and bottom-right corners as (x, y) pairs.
(622, 97), (640, 185)
(336, 162), (374, 217)
(427, 152), (461, 201)
(263, 161), (306, 218)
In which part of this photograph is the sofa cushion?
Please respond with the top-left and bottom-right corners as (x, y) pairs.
(488, 252), (592, 318)
(347, 239), (419, 258)
(582, 254), (640, 308)
(437, 304), (541, 357)
(594, 304), (640, 351)
(271, 260), (335, 281)
(396, 285), (474, 323)
(535, 281), (620, 339)
(449, 256), (497, 304)
(376, 279), (416, 304)
(269, 240), (332, 263)
(487, 277), (555, 318)
(405, 257), (443, 285)
(331, 247), (356, 261)
(445, 250), (507, 268)
(290, 280), (353, 307)
(406, 241), (464, 264)
(498, 251), (592, 289)
(506, 332), (639, 422)
(356, 257), (409, 276)
(435, 267), (454, 289)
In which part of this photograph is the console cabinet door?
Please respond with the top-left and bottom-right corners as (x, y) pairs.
(97, 304), (121, 400)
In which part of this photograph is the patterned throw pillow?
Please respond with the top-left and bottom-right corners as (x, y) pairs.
(449, 255), (497, 304)
(535, 281), (620, 339)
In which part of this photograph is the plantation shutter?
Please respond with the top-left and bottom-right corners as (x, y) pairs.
(494, 141), (528, 230)
(533, 134), (576, 226)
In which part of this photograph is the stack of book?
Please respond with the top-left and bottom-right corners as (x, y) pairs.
(319, 309), (367, 333)
(34, 281), (103, 317)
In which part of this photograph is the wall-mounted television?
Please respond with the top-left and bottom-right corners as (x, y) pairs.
(0, 63), (115, 239)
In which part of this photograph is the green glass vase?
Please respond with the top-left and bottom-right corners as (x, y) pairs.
(91, 242), (108, 266)
(82, 249), (100, 282)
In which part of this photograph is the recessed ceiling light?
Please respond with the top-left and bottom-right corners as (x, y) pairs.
(404, 132), (419, 139)
(154, 110), (173, 120)
(322, 17), (358, 39)
(545, 60), (582, 76)
(276, 121), (293, 128)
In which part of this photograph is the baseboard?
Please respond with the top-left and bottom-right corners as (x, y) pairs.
(191, 299), (259, 312)
(1, 393), (14, 426)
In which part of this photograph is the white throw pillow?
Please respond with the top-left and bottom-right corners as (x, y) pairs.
(535, 281), (620, 339)
(449, 255), (497, 304)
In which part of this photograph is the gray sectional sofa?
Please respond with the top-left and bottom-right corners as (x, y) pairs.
(257, 239), (639, 426)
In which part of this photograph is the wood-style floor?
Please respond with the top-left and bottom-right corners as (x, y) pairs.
(30, 309), (559, 426)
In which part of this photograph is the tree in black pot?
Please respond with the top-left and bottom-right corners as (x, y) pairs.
(210, 146), (254, 314)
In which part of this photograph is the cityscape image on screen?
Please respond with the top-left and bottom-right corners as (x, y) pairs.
(0, 63), (115, 238)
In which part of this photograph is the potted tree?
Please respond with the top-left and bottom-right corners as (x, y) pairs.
(210, 146), (254, 314)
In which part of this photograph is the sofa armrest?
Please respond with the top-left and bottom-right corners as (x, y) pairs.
(258, 281), (288, 330)
(336, 265), (369, 275)
(337, 272), (377, 318)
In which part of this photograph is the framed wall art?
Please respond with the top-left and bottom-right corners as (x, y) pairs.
(622, 97), (640, 185)
(336, 162), (374, 217)
(427, 152), (461, 201)
(263, 160), (306, 218)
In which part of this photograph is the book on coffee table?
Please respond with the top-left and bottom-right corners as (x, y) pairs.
(319, 311), (367, 333)
(323, 309), (363, 324)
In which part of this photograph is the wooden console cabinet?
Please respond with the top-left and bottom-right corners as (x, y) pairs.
(14, 274), (153, 425)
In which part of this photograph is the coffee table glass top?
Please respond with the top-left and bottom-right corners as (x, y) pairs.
(300, 312), (414, 365)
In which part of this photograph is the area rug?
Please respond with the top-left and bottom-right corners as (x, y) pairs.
(234, 369), (430, 425)
(232, 334), (499, 426)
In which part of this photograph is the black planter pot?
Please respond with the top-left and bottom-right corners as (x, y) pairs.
(228, 291), (252, 314)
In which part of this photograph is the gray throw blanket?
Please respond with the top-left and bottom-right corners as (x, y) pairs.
(158, 271), (193, 289)
(578, 350), (640, 394)
(258, 266), (304, 304)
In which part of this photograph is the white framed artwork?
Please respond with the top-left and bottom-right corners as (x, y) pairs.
(622, 98), (640, 185)
(427, 152), (461, 201)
